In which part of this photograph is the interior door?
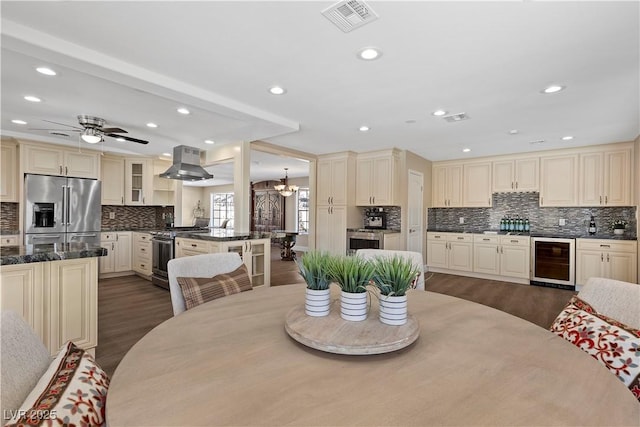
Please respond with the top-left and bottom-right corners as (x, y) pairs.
(407, 170), (424, 255)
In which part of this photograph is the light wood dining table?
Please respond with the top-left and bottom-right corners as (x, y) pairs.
(107, 285), (639, 426)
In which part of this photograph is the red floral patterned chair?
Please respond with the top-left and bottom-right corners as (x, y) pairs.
(550, 277), (640, 401)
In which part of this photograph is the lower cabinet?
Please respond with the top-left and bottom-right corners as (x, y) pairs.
(427, 233), (473, 272)
(0, 258), (98, 356)
(576, 239), (637, 285)
(132, 232), (152, 277)
(175, 237), (271, 287)
(316, 205), (348, 256)
(99, 232), (132, 277)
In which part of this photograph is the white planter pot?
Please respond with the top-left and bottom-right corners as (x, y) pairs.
(340, 291), (368, 321)
(305, 288), (331, 317)
(614, 228), (624, 235)
(379, 294), (408, 326)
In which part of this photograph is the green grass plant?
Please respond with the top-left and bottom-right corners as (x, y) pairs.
(296, 251), (333, 290)
(372, 256), (420, 297)
(327, 255), (375, 293)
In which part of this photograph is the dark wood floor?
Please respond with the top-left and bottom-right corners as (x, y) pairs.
(96, 249), (575, 377)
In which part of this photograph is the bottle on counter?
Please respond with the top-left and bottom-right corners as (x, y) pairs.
(508, 218), (515, 231)
(500, 217), (506, 231)
(588, 215), (597, 235)
(524, 219), (530, 232)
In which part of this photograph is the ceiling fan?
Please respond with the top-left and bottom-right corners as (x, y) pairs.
(31, 115), (149, 145)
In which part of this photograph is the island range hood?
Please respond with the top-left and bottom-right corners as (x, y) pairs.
(160, 145), (213, 181)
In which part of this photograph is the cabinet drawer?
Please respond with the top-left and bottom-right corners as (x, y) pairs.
(0, 235), (19, 246)
(427, 233), (450, 241)
(101, 232), (117, 241)
(449, 234), (473, 243)
(577, 239), (636, 253)
(135, 261), (152, 274)
(134, 233), (152, 243)
(500, 236), (530, 246)
(176, 238), (209, 252)
(474, 235), (499, 244)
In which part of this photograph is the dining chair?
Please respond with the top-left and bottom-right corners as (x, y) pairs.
(0, 310), (52, 419)
(577, 277), (640, 328)
(167, 252), (244, 316)
(356, 249), (425, 290)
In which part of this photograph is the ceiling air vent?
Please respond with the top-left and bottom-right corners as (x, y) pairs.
(321, 0), (379, 33)
(529, 139), (546, 145)
(442, 113), (470, 123)
(49, 131), (70, 138)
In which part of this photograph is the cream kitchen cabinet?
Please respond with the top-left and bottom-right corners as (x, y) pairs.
(432, 164), (463, 207)
(316, 205), (349, 256)
(317, 153), (356, 206)
(0, 257), (98, 356)
(463, 162), (492, 207)
(99, 232), (132, 276)
(579, 149), (631, 207)
(383, 233), (401, 251)
(101, 156), (126, 205)
(1, 142), (18, 202)
(539, 154), (579, 207)
(151, 159), (176, 206)
(0, 235), (20, 246)
(22, 143), (100, 179)
(176, 237), (271, 287)
(576, 239), (637, 285)
(492, 157), (539, 193)
(132, 232), (152, 278)
(473, 235), (530, 279)
(125, 158), (152, 205)
(355, 150), (400, 206)
(427, 232), (473, 272)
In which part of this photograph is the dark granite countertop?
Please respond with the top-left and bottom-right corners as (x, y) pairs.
(426, 229), (637, 241)
(347, 228), (402, 234)
(0, 230), (21, 235)
(177, 230), (272, 242)
(100, 227), (159, 232)
(1, 243), (107, 266)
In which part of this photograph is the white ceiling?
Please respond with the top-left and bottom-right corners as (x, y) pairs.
(1, 1), (638, 178)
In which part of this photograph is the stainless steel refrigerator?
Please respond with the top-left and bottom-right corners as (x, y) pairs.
(24, 174), (102, 245)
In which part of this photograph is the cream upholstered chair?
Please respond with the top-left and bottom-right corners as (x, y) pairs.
(356, 249), (425, 291)
(168, 252), (244, 316)
(0, 310), (52, 419)
(577, 277), (640, 328)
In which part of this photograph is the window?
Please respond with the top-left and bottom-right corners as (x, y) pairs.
(210, 193), (234, 228)
(297, 188), (309, 234)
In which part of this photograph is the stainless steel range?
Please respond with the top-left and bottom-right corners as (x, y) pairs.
(151, 225), (209, 289)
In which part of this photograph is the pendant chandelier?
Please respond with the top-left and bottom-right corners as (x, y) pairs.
(274, 168), (298, 197)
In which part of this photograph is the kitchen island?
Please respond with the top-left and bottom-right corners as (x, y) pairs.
(0, 242), (106, 355)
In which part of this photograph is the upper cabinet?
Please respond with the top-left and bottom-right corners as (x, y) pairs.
(1, 142), (18, 202)
(125, 158), (151, 205)
(151, 159), (176, 206)
(21, 143), (100, 179)
(539, 154), (579, 207)
(463, 162), (492, 207)
(317, 152), (356, 206)
(101, 156), (125, 205)
(432, 164), (463, 207)
(579, 149), (631, 207)
(355, 149), (400, 206)
(492, 157), (539, 193)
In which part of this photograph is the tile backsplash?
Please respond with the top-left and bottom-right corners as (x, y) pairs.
(101, 205), (175, 230)
(0, 202), (19, 231)
(361, 206), (401, 230)
(428, 192), (637, 239)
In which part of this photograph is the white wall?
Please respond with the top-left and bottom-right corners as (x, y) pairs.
(180, 186), (205, 226)
(283, 177), (309, 249)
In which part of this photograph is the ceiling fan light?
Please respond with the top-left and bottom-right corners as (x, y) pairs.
(81, 128), (102, 144)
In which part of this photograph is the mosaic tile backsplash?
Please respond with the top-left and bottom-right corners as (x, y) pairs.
(428, 192), (637, 239)
(101, 205), (175, 230)
(0, 203), (19, 232)
(361, 206), (401, 230)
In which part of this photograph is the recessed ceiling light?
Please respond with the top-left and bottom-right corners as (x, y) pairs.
(541, 84), (565, 94)
(562, 136), (574, 141)
(11, 119), (27, 125)
(357, 47), (382, 61)
(432, 110), (447, 117)
(24, 95), (41, 102)
(162, 152), (172, 157)
(146, 122), (158, 128)
(36, 67), (56, 76)
(462, 148), (471, 153)
(405, 119), (416, 124)
(508, 129), (519, 135)
(177, 107), (190, 115)
(269, 86), (286, 95)
(359, 126), (370, 132)
(115, 137), (126, 142)
(204, 140), (215, 145)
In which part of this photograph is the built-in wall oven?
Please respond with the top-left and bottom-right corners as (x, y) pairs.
(346, 230), (384, 256)
(530, 237), (576, 289)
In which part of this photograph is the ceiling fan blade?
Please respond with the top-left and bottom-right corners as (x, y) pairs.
(42, 119), (83, 130)
(105, 133), (149, 144)
(30, 128), (81, 132)
(101, 127), (128, 134)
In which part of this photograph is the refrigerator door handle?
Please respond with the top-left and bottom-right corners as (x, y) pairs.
(62, 185), (68, 225)
(31, 234), (62, 239)
(65, 186), (71, 225)
(70, 233), (98, 239)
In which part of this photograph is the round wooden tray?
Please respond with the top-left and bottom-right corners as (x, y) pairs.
(284, 305), (420, 355)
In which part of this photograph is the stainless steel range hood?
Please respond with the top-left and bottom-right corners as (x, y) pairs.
(160, 145), (213, 181)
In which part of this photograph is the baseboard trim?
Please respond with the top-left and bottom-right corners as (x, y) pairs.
(426, 267), (530, 285)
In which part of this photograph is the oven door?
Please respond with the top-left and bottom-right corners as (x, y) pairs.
(152, 238), (173, 288)
(346, 231), (384, 256)
(531, 237), (575, 286)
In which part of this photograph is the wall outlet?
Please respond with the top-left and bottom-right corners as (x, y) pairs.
(109, 212), (115, 219)
(459, 217), (465, 224)
(559, 218), (566, 226)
